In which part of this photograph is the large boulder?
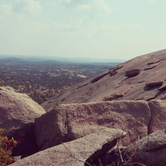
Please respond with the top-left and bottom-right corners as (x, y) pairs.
(0, 86), (45, 157)
(10, 128), (126, 166)
(41, 49), (166, 111)
(123, 128), (166, 166)
(0, 86), (45, 131)
(35, 100), (151, 150)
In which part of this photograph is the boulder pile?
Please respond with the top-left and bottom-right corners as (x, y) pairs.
(1, 49), (166, 165)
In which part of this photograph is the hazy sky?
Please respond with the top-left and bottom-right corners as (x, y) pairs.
(0, 0), (166, 60)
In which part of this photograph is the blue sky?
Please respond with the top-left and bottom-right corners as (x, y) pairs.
(0, 0), (166, 60)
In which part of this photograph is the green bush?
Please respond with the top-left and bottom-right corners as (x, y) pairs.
(0, 128), (18, 166)
(0, 79), (4, 86)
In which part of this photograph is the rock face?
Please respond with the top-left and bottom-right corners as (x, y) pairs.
(0, 86), (45, 157)
(10, 128), (126, 166)
(123, 128), (166, 166)
(35, 100), (166, 151)
(41, 49), (166, 111)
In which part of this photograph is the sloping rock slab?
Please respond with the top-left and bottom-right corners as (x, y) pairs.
(35, 100), (151, 150)
(124, 128), (166, 166)
(10, 128), (126, 166)
(41, 49), (166, 109)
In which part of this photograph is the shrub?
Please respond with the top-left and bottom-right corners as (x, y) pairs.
(0, 128), (18, 166)
(0, 79), (4, 86)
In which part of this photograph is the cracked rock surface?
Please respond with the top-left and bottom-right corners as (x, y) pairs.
(10, 128), (126, 166)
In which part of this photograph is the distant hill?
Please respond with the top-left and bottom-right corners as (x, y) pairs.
(0, 57), (25, 62)
(0, 56), (61, 63)
(45, 57), (124, 63)
(0, 55), (124, 64)
(0, 58), (117, 104)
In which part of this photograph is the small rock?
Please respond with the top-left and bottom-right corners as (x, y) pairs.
(158, 81), (166, 90)
(147, 59), (163, 65)
(91, 71), (108, 83)
(146, 81), (163, 87)
(125, 69), (140, 77)
(103, 85), (131, 101)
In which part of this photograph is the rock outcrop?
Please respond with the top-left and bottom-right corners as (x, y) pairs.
(35, 100), (166, 151)
(10, 128), (126, 166)
(123, 128), (166, 166)
(3, 49), (166, 165)
(0, 86), (45, 157)
(42, 49), (166, 112)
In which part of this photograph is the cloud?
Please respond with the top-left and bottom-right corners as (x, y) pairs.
(60, 0), (90, 9)
(60, 0), (111, 13)
(147, 0), (156, 2)
(100, 24), (141, 32)
(94, 0), (111, 13)
(0, 4), (12, 18)
(0, 0), (41, 19)
(32, 16), (97, 39)
(14, 0), (41, 13)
